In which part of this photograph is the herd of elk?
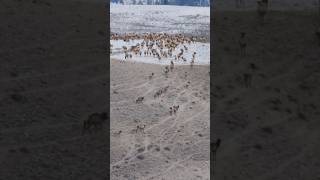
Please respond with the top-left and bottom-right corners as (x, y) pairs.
(111, 32), (199, 65)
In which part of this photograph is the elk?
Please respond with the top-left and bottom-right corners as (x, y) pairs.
(164, 66), (169, 78)
(211, 139), (222, 179)
(173, 105), (180, 114)
(170, 60), (174, 72)
(257, 0), (268, 25)
(192, 52), (196, 60)
(169, 107), (173, 115)
(316, 27), (320, 46)
(239, 32), (247, 57)
(82, 112), (108, 135)
(136, 96), (144, 104)
(177, 49), (184, 60)
(149, 72), (154, 80)
(135, 124), (146, 134)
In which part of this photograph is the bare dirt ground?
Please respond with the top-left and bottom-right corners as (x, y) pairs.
(212, 10), (320, 180)
(110, 60), (210, 180)
(0, 0), (108, 179)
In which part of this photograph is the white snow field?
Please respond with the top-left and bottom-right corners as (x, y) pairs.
(110, 4), (210, 65)
(110, 4), (210, 36)
(110, 39), (210, 65)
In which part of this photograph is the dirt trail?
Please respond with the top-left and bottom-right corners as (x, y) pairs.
(110, 60), (210, 180)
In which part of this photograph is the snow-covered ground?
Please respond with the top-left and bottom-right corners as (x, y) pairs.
(111, 39), (210, 65)
(110, 4), (210, 65)
(110, 4), (210, 36)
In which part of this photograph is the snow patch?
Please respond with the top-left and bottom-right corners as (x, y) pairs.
(110, 4), (210, 36)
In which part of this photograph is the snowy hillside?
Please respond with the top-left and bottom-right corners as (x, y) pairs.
(111, 0), (210, 6)
(110, 4), (210, 36)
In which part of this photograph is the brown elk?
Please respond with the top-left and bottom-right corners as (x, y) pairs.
(135, 124), (146, 134)
(136, 96), (144, 104)
(82, 112), (108, 135)
(257, 0), (268, 25)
